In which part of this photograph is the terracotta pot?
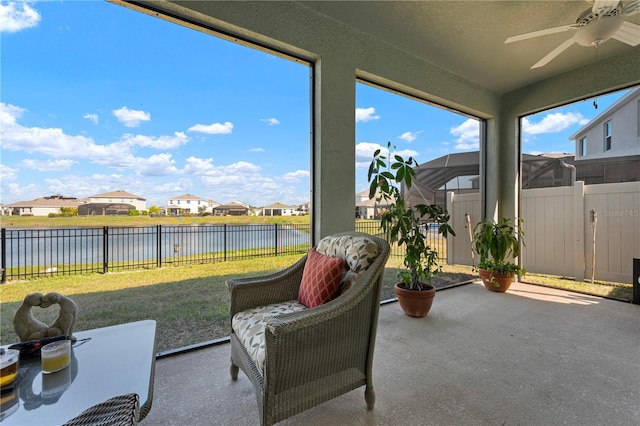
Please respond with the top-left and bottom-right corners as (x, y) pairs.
(394, 283), (436, 317)
(478, 269), (514, 292)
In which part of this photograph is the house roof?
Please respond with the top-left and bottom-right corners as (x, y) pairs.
(170, 193), (207, 201)
(264, 202), (291, 209)
(6, 196), (85, 208)
(92, 190), (145, 200)
(213, 203), (250, 210)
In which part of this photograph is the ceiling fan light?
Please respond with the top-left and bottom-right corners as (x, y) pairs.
(574, 15), (624, 45)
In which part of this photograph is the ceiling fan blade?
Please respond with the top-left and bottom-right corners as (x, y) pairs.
(505, 25), (576, 44)
(621, 0), (640, 16)
(531, 38), (576, 69)
(592, 0), (620, 15)
(611, 21), (640, 45)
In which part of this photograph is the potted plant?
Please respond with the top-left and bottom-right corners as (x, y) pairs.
(471, 217), (526, 292)
(368, 142), (454, 317)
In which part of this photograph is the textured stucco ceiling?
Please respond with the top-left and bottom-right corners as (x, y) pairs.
(298, 1), (640, 94)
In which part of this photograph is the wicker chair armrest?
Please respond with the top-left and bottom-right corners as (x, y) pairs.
(265, 266), (381, 336)
(228, 254), (307, 316)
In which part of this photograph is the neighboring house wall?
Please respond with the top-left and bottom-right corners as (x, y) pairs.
(78, 203), (135, 216)
(572, 88), (640, 161)
(448, 181), (640, 284)
(10, 206), (62, 216)
(90, 191), (146, 211)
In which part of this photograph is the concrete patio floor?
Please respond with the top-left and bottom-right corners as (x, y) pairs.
(141, 281), (639, 425)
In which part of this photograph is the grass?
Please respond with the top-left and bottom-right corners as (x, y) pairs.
(1, 254), (632, 354)
(0, 214), (311, 228)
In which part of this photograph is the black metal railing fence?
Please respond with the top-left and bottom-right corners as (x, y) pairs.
(1, 221), (446, 283)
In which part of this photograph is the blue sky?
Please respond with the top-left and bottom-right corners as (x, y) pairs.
(0, 1), (629, 209)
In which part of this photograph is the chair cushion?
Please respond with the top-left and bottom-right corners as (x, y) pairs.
(298, 249), (345, 308)
(315, 235), (379, 274)
(232, 300), (307, 374)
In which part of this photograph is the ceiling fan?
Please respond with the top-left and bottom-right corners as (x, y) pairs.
(505, 0), (640, 68)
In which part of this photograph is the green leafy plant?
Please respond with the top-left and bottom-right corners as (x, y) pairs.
(368, 142), (454, 291)
(472, 217), (526, 277)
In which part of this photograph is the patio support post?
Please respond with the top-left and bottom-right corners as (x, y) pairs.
(312, 54), (356, 243)
(482, 117), (500, 222)
(496, 109), (519, 222)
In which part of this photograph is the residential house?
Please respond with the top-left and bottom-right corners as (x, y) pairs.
(84, 190), (146, 212)
(572, 87), (640, 161)
(261, 202), (297, 216)
(166, 194), (218, 215)
(356, 189), (395, 220)
(294, 202), (310, 215)
(212, 201), (250, 216)
(570, 87), (640, 183)
(4, 194), (85, 216)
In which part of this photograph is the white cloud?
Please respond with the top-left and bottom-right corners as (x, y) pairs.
(355, 142), (387, 168)
(1, 102), (185, 175)
(395, 149), (418, 159)
(0, 164), (18, 181)
(451, 118), (480, 150)
(281, 170), (310, 182)
(0, 1), (40, 33)
(84, 113), (99, 124)
(118, 132), (189, 150)
(249, 147), (265, 152)
(355, 142), (418, 169)
(260, 118), (280, 126)
(154, 178), (193, 194)
(43, 174), (131, 199)
(188, 121), (233, 134)
(355, 107), (380, 123)
(1, 102), (101, 158)
(399, 131), (421, 142)
(136, 153), (178, 176)
(522, 112), (589, 135)
(184, 156), (215, 175)
(112, 106), (151, 128)
(20, 159), (76, 172)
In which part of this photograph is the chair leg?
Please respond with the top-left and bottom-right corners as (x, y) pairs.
(230, 363), (239, 381)
(365, 386), (375, 410)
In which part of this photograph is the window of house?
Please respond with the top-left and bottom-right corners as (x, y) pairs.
(579, 137), (587, 157)
(604, 120), (612, 151)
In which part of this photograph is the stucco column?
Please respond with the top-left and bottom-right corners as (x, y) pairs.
(312, 56), (356, 243)
(482, 118), (499, 222)
(482, 107), (519, 223)
(497, 108), (520, 221)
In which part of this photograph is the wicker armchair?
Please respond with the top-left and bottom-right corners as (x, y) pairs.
(228, 232), (390, 425)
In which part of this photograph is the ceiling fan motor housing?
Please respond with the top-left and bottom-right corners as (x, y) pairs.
(574, 14), (624, 46)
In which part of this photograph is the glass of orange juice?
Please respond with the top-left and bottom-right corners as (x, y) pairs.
(41, 340), (71, 374)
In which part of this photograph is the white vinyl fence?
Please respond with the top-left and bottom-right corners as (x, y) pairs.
(447, 181), (640, 284)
